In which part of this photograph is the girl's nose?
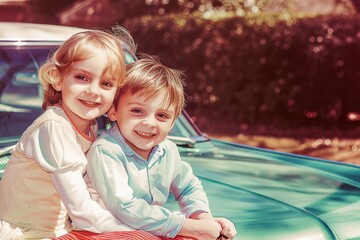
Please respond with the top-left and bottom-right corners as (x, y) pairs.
(85, 84), (100, 97)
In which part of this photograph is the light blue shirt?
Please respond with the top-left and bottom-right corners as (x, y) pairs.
(86, 124), (211, 238)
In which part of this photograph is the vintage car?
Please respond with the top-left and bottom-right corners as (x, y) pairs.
(0, 22), (360, 240)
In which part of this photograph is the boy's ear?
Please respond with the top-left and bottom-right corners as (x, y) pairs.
(108, 105), (117, 121)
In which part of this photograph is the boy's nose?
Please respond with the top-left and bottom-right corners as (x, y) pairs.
(142, 116), (156, 127)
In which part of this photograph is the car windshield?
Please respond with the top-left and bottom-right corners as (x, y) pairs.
(0, 46), (51, 142)
(0, 45), (203, 147)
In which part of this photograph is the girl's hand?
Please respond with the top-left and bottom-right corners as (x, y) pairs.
(214, 217), (237, 240)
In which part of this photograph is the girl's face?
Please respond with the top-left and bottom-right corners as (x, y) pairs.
(109, 91), (176, 160)
(53, 52), (118, 130)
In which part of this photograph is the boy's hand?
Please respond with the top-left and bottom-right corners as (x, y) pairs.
(190, 211), (212, 220)
(178, 218), (222, 240)
(195, 218), (222, 240)
(214, 217), (237, 240)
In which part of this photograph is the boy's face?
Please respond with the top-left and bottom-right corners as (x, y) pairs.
(109, 90), (176, 160)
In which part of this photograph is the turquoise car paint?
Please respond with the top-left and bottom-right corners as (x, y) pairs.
(175, 139), (360, 240)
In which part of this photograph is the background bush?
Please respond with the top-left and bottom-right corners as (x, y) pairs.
(124, 13), (360, 135)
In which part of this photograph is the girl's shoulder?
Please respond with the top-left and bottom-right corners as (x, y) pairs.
(18, 106), (73, 143)
(34, 106), (71, 127)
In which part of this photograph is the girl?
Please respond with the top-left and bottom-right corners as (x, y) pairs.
(0, 28), (157, 239)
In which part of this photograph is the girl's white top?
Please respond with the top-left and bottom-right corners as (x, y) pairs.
(0, 106), (131, 239)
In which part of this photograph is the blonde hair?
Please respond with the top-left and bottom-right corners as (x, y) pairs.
(39, 27), (133, 109)
(115, 54), (186, 118)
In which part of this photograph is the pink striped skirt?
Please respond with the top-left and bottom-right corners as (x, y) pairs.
(53, 230), (196, 240)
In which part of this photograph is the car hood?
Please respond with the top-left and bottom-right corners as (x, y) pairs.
(175, 139), (360, 240)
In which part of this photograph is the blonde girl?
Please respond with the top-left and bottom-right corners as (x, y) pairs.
(0, 28), (158, 239)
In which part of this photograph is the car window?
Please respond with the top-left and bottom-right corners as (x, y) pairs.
(170, 113), (201, 137)
(0, 47), (50, 140)
(2, 71), (42, 109)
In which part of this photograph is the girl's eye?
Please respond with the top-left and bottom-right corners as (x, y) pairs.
(130, 108), (143, 114)
(75, 75), (87, 81)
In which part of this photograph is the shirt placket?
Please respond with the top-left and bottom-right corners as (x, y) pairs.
(146, 154), (160, 204)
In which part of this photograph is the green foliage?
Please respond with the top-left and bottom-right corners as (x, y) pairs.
(125, 13), (360, 133)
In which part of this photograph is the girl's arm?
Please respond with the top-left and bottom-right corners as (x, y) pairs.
(29, 121), (132, 232)
(50, 170), (132, 232)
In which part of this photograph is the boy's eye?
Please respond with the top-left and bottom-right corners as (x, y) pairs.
(157, 112), (172, 120)
(102, 81), (114, 88)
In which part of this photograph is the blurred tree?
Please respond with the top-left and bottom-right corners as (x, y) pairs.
(350, 0), (360, 12)
(27, 0), (76, 23)
(111, 0), (267, 19)
(119, 0), (355, 17)
(24, 0), (358, 25)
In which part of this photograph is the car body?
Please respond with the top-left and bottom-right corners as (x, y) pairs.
(0, 22), (360, 240)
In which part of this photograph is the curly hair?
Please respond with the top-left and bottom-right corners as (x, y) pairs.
(39, 27), (134, 109)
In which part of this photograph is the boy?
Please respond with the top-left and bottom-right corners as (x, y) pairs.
(87, 55), (237, 239)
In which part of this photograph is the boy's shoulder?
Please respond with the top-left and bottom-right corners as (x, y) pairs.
(91, 125), (129, 153)
(91, 128), (118, 148)
(160, 138), (178, 151)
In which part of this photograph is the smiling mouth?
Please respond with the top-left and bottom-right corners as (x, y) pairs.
(79, 99), (100, 107)
(135, 130), (155, 138)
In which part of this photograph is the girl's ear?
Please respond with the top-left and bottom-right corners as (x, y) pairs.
(50, 69), (62, 91)
(108, 105), (117, 121)
(52, 83), (61, 92)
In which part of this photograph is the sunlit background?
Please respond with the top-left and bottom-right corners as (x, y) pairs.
(1, 0), (360, 164)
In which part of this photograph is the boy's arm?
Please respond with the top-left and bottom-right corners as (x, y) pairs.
(177, 218), (222, 240)
(87, 143), (185, 238)
(169, 146), (211, 217)
(190, 211), (213, 219)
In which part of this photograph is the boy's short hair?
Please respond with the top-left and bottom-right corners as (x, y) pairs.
(115, 54), (186, 118)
